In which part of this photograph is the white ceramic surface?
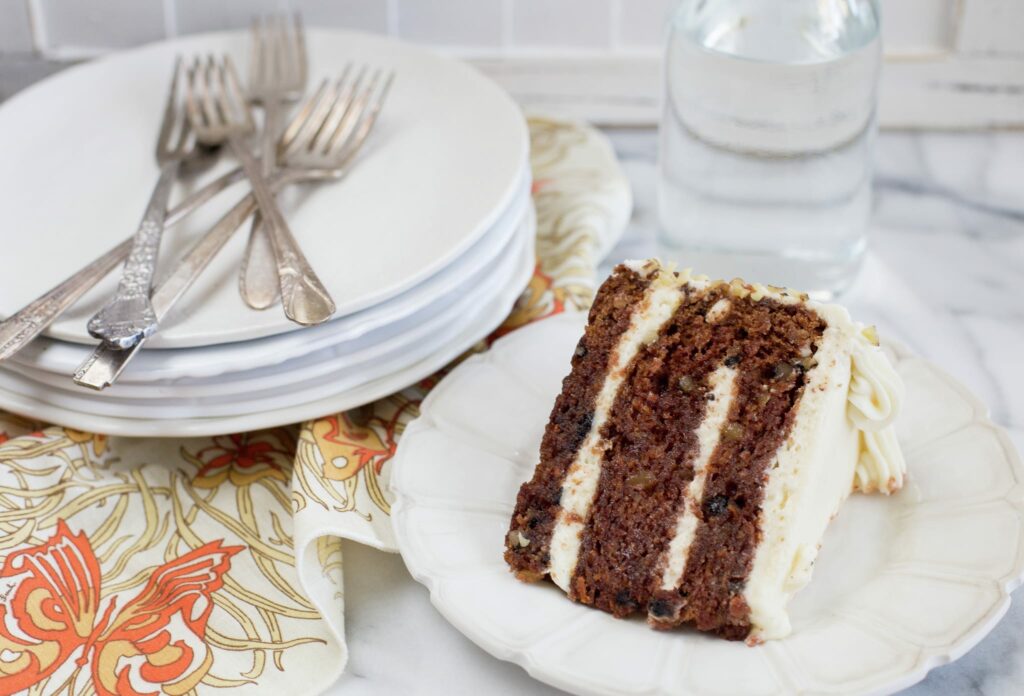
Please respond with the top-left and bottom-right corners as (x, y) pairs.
(9, 176), (531, 382)
(0, 28), (529, 347)
(0, 210), (533, 415)
(0, 229), (534, 437)
(391, 311), (1024, 696)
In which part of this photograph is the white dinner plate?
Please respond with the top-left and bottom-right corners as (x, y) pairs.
(1, 208), (533, 413)
(0, 28), (529, 347)
(9, 172), (531, 382)
(0, 227), (534, 437)
(391, 311), (1024, 696)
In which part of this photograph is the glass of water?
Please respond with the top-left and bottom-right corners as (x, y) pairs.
(657, 0), (881, 299)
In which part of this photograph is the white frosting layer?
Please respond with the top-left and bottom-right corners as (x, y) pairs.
(659, 366), (738, 591)
(743, 303), (906, 643)
(849, 330), (906, 494)
(547, 272), (684, 591)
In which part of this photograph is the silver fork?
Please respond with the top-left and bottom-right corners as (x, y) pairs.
(73, 68), (395, 389)
(185, 54), (335, 326)
(0, 161), (245, 365)
(241, 14), (307, 310)
(85, 58), (196, 349)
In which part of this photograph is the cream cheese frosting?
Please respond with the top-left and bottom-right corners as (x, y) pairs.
(848, 328), (906, 493)
(743, 302), (906, 643)
(659, 366), (738, 591)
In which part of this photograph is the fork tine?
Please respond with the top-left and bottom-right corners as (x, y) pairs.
(277, 15), (292, 87)
(265, 16), (280, 90)
(184, 57), (208, 129)
(309, 65), (366, 154)
(331, 71), (395, 165)
(293, 13), (308, 86)
(279, 78), (331, 153)
(222, 55), (255, 131)
(322, 69), (379, 156)
(156, 57), (183, 152)
(249, 18), (263, 92)
(201, 55), (222, 126)
(287, 79), (340, 156)
(268, 20), (277, 88)
(277, 15), (291, 88)
(286, 65), (356, 156)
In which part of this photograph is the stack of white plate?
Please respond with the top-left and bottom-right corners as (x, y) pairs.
(0, 30), (533, 437)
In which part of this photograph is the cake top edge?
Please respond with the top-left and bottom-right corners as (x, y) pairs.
(619, 256), (904, 446)
(621, 258), (813, 307)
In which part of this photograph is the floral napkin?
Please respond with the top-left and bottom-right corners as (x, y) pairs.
(0, 116), (630, 696)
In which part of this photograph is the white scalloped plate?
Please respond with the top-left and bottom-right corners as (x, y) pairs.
(391, 310), (1024, 696)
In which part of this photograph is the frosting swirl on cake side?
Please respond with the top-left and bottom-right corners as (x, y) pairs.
(848, 328), (906, 493)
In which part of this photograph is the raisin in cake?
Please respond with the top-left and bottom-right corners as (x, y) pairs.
(505, 259), (905, 643)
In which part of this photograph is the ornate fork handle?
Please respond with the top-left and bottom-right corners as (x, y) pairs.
(87, 161), (181, 348)
(228, 134), (336, 325)
(0, 166), (247, 364)
(0, 238), (133, 361)
(74, 169), (318, 389)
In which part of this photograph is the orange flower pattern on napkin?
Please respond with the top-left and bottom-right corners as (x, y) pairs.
(0, 117), (631, 693)
(0, 520), (240, 696)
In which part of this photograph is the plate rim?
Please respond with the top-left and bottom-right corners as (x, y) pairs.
(390, 310), (1024, 696)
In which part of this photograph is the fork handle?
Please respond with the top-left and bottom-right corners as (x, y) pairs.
(0, 238), (133, 362)
(239, 95), (285, 310)
(74, 170), (309, 389)
(229, 134), (336, 325)
(0, 165), (248, 364)
(74, 191), (261, 389)
(86, 160), (181, 348)
(239, 212), (280, 309)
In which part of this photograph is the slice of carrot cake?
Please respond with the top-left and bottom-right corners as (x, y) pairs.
(505, 259), (905, 643)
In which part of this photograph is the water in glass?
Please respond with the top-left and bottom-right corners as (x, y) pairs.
(657, 0), (881, 299)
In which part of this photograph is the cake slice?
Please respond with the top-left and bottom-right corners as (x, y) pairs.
(505, 259), (905, 643)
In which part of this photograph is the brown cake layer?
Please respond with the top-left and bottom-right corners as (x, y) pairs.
(569, 286), (713, 615)
(647, 291), (825, 638)
(504, 265), (651, 580)
(566, 287), (825, 638)
(505, 263), (829, 640)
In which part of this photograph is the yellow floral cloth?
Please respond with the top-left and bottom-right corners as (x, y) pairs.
(0, 117), (630, 695)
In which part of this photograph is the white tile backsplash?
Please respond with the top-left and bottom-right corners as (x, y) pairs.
(613, 0), (674, 48)
(174, 0), (289, 35)
(20, 0), (1019, 71)
(289, 0), (389, 33)
(956, 0), (1024, 56)
(396, 0), (501, 47)
(0, 0), (34, 53)
(36, 0), (166, 52)
(512, 0), (612, 48)
(880, 0), (952, 54)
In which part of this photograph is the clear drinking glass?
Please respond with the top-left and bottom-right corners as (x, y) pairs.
(656, 0), (881, 299)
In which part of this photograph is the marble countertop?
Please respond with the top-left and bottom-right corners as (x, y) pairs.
(2, 58), (1022, 695)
